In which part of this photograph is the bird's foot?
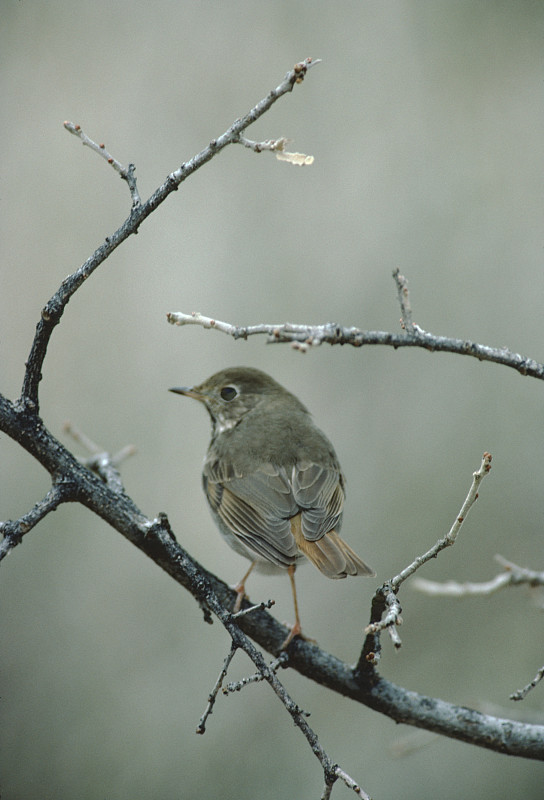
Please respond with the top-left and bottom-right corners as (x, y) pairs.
(280, 620), (317, 650)
(231, 581), (248, 613)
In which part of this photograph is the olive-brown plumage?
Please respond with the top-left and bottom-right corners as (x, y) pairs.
(170, 367), (374, 645)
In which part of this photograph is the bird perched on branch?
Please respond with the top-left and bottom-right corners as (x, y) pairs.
(170, 366), (374, 647)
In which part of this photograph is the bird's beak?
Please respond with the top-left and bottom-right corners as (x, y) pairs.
(169, 386), (206, 402)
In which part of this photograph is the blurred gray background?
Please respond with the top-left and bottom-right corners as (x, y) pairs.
(1, 1), (543, 798)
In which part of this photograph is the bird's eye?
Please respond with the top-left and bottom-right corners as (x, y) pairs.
(220, 386), (237, 401)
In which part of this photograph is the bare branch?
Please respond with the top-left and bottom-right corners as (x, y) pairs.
(329, 768), (371, 800)
(412, 555), (544, 597)
(364, 583), (403, 649)
(196, 643), (238, 734)
(511, 666), (544, 702)
(237, 135), (290, 152)
(167, 296), (544, 380)
(412, 573), (512, 597)
(392, 452), (492, 589)
(223, 652), (289, 695)
(63, 422), (136, 492)
(230, 598), (276, 619)
(360, 454), (492, 659)
(237, 135), (315, 165)
(495, 554), (544, 591)
(166, 310), (317, 340)
(64, 122), (142, 207)
(190, 570), (371, 796)
(393, 268), (414, 331)
(1, 394), (542, 759)
(20, 58), (318, 414)
(0, 483), (69, 560)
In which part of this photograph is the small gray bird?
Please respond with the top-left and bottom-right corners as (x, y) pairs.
(170, 366), (374, 646)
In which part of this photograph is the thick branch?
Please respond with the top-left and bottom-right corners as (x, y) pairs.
(1, 396), (542, 760)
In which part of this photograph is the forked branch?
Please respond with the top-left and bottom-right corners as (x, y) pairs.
(167, 273), (544, 379)
(19, 58), (319, 414)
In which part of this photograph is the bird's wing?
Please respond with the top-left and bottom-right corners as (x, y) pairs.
(203, 459), (299, 566)
(204, 456), (374, 578)
(291, 461), (374, 578)
(291, 459), (345, 541)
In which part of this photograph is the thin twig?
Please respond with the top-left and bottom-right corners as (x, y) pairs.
(223, 652), (290, 695)
(412, 555), (544, 596)
(510, 666), (544, 702)
(166, 311), (318, 339)
(237, 135), (290, 152)
(333, 768), (371, 800)
(237, 135), (315, 165)
(63, 421), (104, 455)
(392, 452), (492, 589)
(495, 554), (544, 587)
(393, 268), (414, 331)
(412, 573), (512, 596)
(0, 484), (69, 560)
(364, 584), (403, 648)
(64, 122), (142, 207)
(63, 422), (136, 492)
(196, 643), (238, 734)
(361, 453), (492, 650)
(230, 599), (276, 619)
(322, 768), (372, 800)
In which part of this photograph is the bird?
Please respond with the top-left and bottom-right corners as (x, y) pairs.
(169, 366), (374, 647)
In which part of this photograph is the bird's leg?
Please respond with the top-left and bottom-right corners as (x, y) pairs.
(232, 560), (257, 612)
(280, 565), (304, 649)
